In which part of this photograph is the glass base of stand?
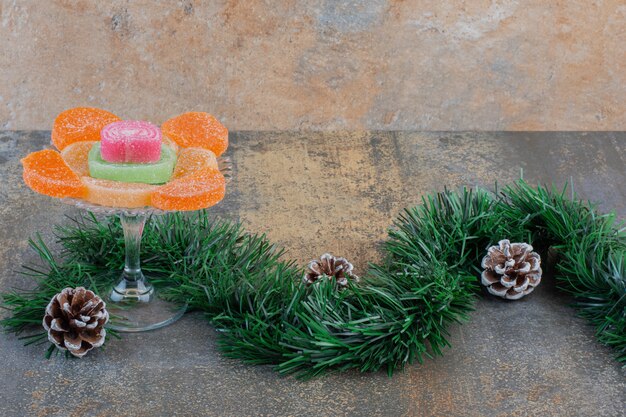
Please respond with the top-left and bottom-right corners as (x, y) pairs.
(106, 286), (187, 332)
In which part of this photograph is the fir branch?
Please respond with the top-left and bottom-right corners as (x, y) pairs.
(2, 180), (624, 375)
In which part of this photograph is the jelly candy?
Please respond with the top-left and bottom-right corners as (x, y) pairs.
(60, 141), (96, 176)
(82, 177), (158, 208)
(100, 120), (162, 163)
(151, 168), (225, 211)
(26, 108), (229, 211)
(88, 143), (177, 184)
(172, 147), (218, 179)
(162, 136), (179, 155)
(52, 107), (120, 151)
(22, 149), (86, 198)
(162, 112), (228, 156)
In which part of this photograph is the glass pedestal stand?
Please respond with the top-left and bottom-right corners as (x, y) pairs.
(64, 156), (232, 332)
(62, 202), (189, 332)
(106, 212), (186, 332)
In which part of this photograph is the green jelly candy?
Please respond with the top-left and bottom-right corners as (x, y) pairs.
(88, 143), (177, 184)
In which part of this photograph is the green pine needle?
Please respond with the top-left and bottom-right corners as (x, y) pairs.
(1, 180), (624, 376)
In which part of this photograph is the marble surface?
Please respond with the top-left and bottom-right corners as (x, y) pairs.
(1, 1), (625, 131)
(0, 131), (625, 417)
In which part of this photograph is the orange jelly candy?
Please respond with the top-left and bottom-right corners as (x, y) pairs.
(162, 136), (180, 155)
(52, 107), (120, 151)
(82, 177), (158, 208)
(172, 147), (218, 180)
(22, 149), (86, 198)
(162, 112), (228, 156)
(151, 168), (225, 211)
(60, 141), (96, 176)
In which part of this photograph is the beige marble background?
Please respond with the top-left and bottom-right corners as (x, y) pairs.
(1, 0), (624, 130)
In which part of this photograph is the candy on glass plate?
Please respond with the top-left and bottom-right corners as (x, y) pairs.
(172, 147), (219, 179)
(152, 167), (225, 211)
(82, 177), (159, 209)
(21, 107), (229, 211)
(21, 108), (232, 332)
(88, 142), (177, 184)
(52, 107), (120, 151)
(60, 141), (97, 176)
(162, 112), (228, 157)
(22, 149), (86, 198)
(100, 120), (162, 163)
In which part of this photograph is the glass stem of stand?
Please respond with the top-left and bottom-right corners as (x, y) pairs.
(122, 213), (145, 282)
(110, 213), (153, 303)
(106, 211), (186, 332)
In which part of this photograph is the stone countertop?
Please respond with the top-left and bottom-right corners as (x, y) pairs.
(0, 131), (624, 417)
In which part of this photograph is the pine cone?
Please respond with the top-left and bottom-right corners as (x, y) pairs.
(42, 287), (109, 357)
(481, 239), (542, 300)
(304, 253), (359, 288)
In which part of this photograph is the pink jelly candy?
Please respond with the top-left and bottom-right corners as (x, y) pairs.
(100, 120), (162, 163)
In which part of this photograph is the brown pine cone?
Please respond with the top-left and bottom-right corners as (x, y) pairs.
(304, 253), (359, 288)
(481, 239), (542, 300)
(42, 287), (109, 357)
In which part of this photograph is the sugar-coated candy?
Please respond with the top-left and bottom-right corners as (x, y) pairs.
(100, 120), (162, 163)
(82, 177), (158, 208)
(151, 168), (225, 211)
(88, 143), (177, 184)
(172, 147), (218, 179)
(162, 112), (228, 156)
(22, 149), (86, 198)
(60, 141), (97, 176)
(52, 107), (120, 151)
(24, 108), (229, 211)
(162, 136), (180, 155)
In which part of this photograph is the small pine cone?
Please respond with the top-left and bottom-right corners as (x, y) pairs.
(481, 240), (542, 300)
(42, 287), (109, 357)
(304, 253), (359, 288)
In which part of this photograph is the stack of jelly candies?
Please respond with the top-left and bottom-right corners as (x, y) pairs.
(21, 107), (228, 211)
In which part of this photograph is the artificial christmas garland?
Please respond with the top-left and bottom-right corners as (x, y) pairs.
(2, 180), (624, 377)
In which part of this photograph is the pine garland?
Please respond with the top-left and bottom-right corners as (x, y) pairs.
(1, 180), (624, 376)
